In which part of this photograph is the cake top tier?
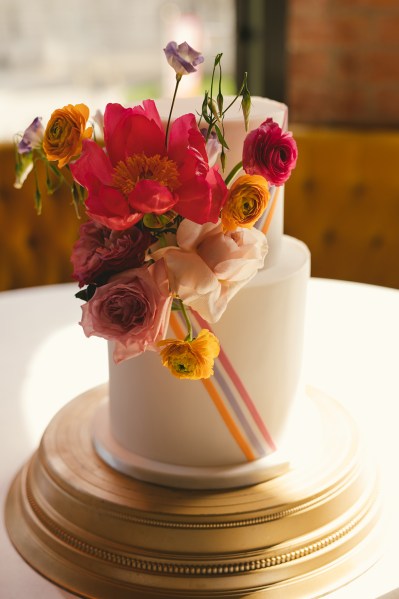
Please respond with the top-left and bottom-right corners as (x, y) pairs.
(156, 96), (288, 174)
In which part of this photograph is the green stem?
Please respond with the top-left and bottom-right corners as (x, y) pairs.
(221, 92), (242, 117)
(165, 74), (181, 146)
(205, 55), (222, 142)
(209, 62), (216, 103)
(33, 162), (42, 215)
(71, 182), (82, 218)
(224, 160), (243, 186)
(178, 299), (193, 341)
(158, 233), (167, 248)
(220, 75), (247, 118)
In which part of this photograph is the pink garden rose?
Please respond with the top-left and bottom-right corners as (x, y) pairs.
(242, 118), (298, 186)
(71, 220), (152, 286)
(70, 100), (227, 230)
(80, 260), (172, 363)
(151, 219), (268, 323)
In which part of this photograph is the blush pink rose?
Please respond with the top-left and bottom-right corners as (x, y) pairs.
(80, 259), (172, 363)
(242, 118), (298, 186)
(151, 220), (268, 323)
(71, 220), (152, 286)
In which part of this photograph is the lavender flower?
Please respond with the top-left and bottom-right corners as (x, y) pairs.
(17, 117), (44, 154)
(201, 128), (222, 167)
(164, 41), (204, 77)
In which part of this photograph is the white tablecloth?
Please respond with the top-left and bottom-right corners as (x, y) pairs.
(1, 279), (399, 598)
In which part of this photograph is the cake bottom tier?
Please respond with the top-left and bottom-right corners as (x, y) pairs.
(5, 386), (381, 599)
(103, 235), (311, 486)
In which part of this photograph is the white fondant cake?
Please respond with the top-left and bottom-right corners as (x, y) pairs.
(93, 97), (311, 488)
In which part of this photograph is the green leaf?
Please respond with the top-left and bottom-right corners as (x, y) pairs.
(75, 284), (97, 302)
(143, 211), (176, 229)
(215, 125), (230, 150)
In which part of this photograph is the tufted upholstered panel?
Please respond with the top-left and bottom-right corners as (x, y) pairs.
(0, 143), (84, 291)
(286, 127), (399, 289)
(1, 127), (399, 291)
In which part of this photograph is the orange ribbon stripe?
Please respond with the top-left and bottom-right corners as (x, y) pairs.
(168, 312), (256, 461)
(262, 186), (280, 235)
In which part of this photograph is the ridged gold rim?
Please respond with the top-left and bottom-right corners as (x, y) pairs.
(25, 466), (378, 577)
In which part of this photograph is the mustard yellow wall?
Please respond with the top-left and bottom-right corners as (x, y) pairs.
(1, 128), (399, 291)
(286, 127), (399, 289)
(0, 144), (83, 291)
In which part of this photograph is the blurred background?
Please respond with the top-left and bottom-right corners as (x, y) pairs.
(1, 0), (398, 290)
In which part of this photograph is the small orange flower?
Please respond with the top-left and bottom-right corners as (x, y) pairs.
(221, 174), (270, 232)
(43, 103), (93, 168)
(158, 329), (220, 380)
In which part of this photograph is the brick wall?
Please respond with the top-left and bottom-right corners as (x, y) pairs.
(286, 0), (399, 126)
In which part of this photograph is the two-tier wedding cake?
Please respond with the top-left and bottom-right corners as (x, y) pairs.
(93, 96), (310, 488)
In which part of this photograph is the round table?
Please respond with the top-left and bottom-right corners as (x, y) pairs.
(1, 279), (398, 598)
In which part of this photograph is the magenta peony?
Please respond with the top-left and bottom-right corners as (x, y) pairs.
(70, 100), (227, 230)
(80, 260), (172, 363)
(242, 118), (298, 186)
(71, 221), (153, 287)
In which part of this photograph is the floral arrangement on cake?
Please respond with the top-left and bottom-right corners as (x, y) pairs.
(14, 42), (297, 380)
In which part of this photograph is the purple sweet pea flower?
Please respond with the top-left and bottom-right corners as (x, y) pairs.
(200, 128), (222, 167)
(164, 41), (204, 77)
(18, 117), (44, 154)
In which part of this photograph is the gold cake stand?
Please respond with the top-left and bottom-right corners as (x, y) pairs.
(5, 386), (381, 598)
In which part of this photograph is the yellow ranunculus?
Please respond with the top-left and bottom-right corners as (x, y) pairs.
(158, 329), (220, 380)
(43, 103), (93, 168)
(221, 174), (270, 232)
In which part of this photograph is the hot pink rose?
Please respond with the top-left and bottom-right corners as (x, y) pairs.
(151, 220), (268, 323)
(242, 118), (298, 186)
(71, 220), (152, 287)
(80, 260), (172, 363)
(70, 100), (227, 230)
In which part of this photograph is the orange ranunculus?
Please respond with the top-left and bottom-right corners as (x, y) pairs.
(43, 104), (93, 168)
(221, 174), (270, 232)
(158, 329), (220, 380)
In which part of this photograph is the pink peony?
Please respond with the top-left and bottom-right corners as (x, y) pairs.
(70, 100), (227, 230)
(71, 220), (152, 287)
(242, 118), (298, 186)
(151, 219), (268, 323)
(80, 260), (172, 363)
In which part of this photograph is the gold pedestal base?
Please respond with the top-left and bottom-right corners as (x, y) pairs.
(5, 387), (380, 598)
